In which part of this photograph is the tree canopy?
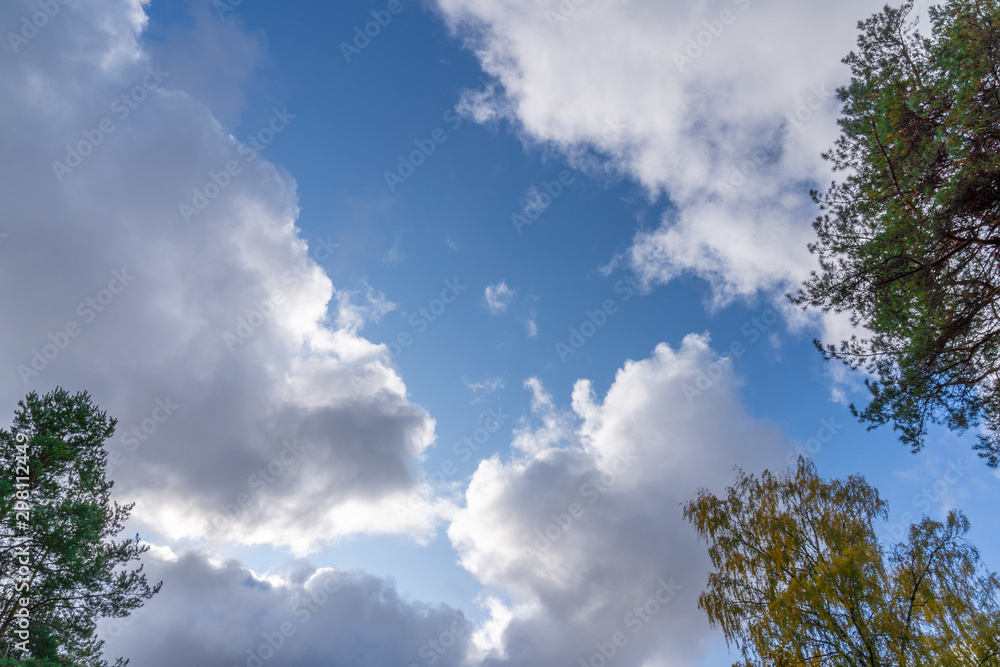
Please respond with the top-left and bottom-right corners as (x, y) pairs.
(0, 389), (160, 666)
(683, 458), (1000, 666)
(791, 0), (1000, 467)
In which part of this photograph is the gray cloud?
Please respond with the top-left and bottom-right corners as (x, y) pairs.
(449, 337), (787, 666)
(0, 0), (447, 552)
(99, 548), (473, 667)
(434, 0), (885, 309)
(0, 3), (873, 666)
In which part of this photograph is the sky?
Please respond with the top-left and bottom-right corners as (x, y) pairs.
(2, 0), (999, 665)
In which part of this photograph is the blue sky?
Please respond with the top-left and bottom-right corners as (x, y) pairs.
(3, 0), (999, 665)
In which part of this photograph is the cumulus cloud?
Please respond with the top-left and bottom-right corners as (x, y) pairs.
(484, 281), (515, 314)
(434, 0), (886, 308)
(98, 548), (473, 667)
(449, 336), (788, 666)
(0, 0), (448, 553)
(0, 3), (871, 666)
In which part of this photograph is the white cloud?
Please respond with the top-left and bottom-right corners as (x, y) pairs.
(484, 281), (515, 314)
(449, 336), (788, 666)
(434, 0), (886, 307)
(99, 549), (473, 667)
(383, 233), (405, 266)
(335, 276), (399, 331)
(466, 376), (505, 404)
(0, 0), (448, 553)
(0, 3), (889, 665)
